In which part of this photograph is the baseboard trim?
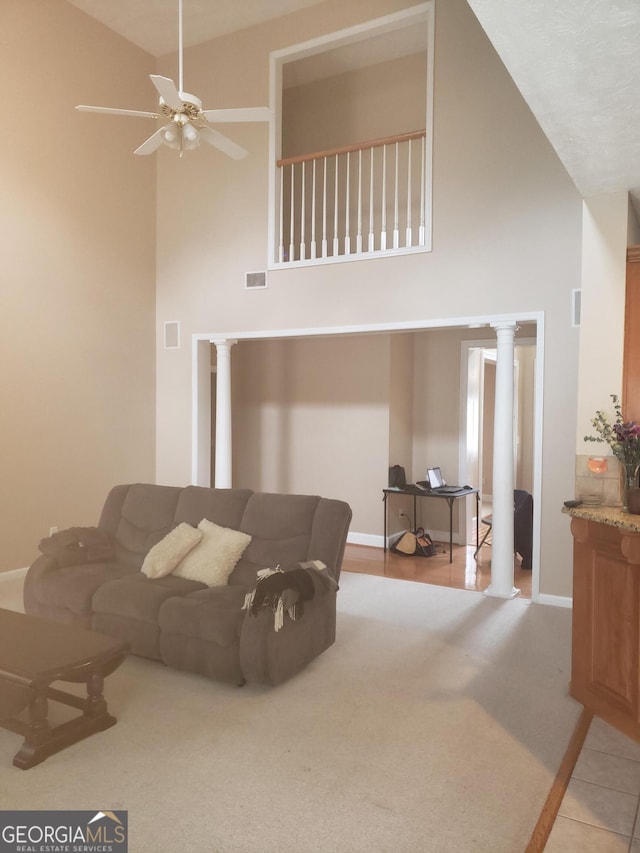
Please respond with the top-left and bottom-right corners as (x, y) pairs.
(348, 530), (469, 550)
(0, 567), (27, 582)
(347, 532), (385, 548)
(534, 593), (573, 608)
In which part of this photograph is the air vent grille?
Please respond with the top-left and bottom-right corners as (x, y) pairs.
(571, 289), (581, 328)
(164, 320), (180, 349)
(245, 271), (267, 289)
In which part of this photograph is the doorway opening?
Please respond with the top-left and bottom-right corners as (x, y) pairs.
(196, 314), (544, 601)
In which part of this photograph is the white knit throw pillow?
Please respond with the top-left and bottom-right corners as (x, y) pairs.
(171, 519), (251, 587)
(141, 523), (203, 579)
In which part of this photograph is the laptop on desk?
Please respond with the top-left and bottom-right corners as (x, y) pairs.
(423, 467), (466, 494)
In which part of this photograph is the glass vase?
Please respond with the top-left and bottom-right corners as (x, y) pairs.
(623, 464), (640, 512)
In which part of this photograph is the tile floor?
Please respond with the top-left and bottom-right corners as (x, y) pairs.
(545, 716), (640, 852)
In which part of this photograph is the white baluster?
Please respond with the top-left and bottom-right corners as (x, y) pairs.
(406, 138), (412, 247)
(333, 155), (339, 257)
(356, 149), (363, 254)
(419, 135), (426, 246)
(322, 156), (328, 258)
(289, 163), (295, 262)
(345, 152), (351, 255)
(381, 144), (387, 251)
(310, 159), (317, 260)
(393, 141), (399, 249)
(368, 147), (375, 253)
(300, 161), (306, 261)
(278, 165), (284, 263)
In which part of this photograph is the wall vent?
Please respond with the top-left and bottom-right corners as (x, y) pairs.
(245, 271), (267, 290)
(164, 320), (180, 349)
(571, 289), (581, 328)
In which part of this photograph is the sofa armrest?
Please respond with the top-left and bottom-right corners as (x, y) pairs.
(23, 553), (62, 614)
(238, 570), (337, 685)
(243, 561), (337, 617)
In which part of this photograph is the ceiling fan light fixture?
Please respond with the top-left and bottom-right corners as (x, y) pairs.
(183, 123), (198, 143)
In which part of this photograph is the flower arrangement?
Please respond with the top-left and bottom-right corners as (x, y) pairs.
(584, 395), (640, 490)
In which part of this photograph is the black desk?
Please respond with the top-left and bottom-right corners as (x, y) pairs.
(383, 486), (479, 563)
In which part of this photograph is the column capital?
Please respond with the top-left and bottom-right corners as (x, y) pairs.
(490, 321), (519, 336)
(211, 338), (238, 350)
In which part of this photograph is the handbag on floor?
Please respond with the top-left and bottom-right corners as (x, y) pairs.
(391, 527), (436, 557)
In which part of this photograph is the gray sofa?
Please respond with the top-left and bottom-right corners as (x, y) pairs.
(23, 483), (352, 686)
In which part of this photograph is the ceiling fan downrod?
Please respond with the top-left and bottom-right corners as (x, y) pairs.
(178, 0), (184, 95)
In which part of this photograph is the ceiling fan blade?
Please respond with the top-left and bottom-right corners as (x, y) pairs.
(76, 105), (159, 119)
(150, 74), (183, 110)
(201, 107), (271, 124)
(134, 125), (171, 156)
(199, 127), (248, 160)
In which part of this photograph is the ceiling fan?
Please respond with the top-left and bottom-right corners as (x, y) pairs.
(75, 0), (270, 158)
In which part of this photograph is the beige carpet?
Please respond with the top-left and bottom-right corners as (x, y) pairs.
(0, 572), (580, 852)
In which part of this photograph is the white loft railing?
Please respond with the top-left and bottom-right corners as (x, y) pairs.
(275, 129), (427, 265)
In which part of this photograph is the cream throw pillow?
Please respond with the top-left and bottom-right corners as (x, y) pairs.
(172, 519), (251, 587)
(141, 523), (203, 579)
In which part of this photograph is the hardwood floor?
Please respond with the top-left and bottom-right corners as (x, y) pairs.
(342, 539), (533, 599)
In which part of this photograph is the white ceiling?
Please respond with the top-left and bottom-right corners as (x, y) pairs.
(466, 0), (640, 204)
(65, 0), (640, 209)
(65, 0), (327, 56)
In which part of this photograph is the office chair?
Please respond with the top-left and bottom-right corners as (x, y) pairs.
(474, 512), (492, 556)
(474, 490), (533, 570)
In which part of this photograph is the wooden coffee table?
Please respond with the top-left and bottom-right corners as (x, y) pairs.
(0, 608), (128, 769)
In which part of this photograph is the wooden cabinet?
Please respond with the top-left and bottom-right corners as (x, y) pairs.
(570, 515), (640, 742)
(623, 246), (640, 422)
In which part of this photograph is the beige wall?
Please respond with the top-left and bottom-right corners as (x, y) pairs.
(387, 334), (416, 535)
(576, 192), (628, 447)
(232, 335), (391, 535)
(1, 1), (156, 571)
(283, 51), (428, 157)
(154, 0), (582, 596)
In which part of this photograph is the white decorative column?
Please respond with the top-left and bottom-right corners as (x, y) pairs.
(212, 339), (237, 489)
(485, 322), (520, 599)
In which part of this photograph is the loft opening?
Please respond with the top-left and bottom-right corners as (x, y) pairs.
(269, 3), (434, 268)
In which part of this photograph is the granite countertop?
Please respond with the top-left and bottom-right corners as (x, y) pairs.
(562, 504), (640, 533)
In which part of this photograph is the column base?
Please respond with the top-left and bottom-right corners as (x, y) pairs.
(484, 585), (521, 600)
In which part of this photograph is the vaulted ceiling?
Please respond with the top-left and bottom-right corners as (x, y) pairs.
(65, 0), (640, 210)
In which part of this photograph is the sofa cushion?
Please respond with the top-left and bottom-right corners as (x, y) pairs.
(232, 493), (321, 577)
(114, 484), (182, 569)
(92, 573), (205, 624)
(141, 523), (202, 579)
(172, 520), (251, 587)
(173, 486), (253, 530)
(159, 585), (248, 648)
(32, 561), (137, 616)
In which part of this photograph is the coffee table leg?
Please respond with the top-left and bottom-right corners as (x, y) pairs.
(86, 670), (107, 718)
(11, 671), (117, 770)
(13, 689), (52, 770)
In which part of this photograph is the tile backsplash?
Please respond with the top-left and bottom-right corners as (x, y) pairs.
(575, 454), (623, 506)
